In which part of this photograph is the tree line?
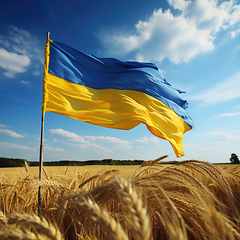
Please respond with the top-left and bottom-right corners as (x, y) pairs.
(0, 157), (144, 168)
(1, 153), (239, 168)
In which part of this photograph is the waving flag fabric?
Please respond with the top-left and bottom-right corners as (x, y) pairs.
(42, 39), (193, 157)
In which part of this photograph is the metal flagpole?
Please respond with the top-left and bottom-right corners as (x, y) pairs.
(38, 32), (50, 217)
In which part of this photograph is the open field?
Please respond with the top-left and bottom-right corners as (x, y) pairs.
(0, 165), (141, 179)
(0, 159), (240, 239)
(0, 163), (237, 180)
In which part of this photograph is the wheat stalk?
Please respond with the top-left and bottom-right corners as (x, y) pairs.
(77, 198), (129, 240)
(0, 211), (7, 225)
(0, 225), (48, 240)
(64, 166), (69, 175)
(24, 160), (29, 174)
(7, 212), (63, 240)
(208, 205), (236, 240)
(43, 167), (50, 181)
(115, 176), (151, 240)
(34, 180), (72, 196)
(140, 155), (168, 167)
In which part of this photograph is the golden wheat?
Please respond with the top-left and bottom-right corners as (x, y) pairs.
(7, 212), (63, 240)
(114, 176), (151, 240)
(0, 225), (47, 240)
(0, 159), (240, 239)
(77, 198), (128, 240)
(0, 211), (7, 225)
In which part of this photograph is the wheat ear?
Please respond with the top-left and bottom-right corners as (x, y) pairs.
(7, 212), (63, 240)
(0, 211), (7, 225)
(140, 155), (168, 167)
(78, 198), (129, 240)
(43, 167), (50, 181)
(24, 160), (29, 174)
(115, 177), (151, 240)
(0, 225), (47, 240)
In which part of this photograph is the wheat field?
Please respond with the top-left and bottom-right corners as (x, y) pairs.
(0, 157), (240, 240)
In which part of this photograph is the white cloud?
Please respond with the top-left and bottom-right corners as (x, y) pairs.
(33, 70), (41, 76)
(44, 146), (64, 152)
(0, 48), (30, 78)
(0, 141), (30, 149)
(229, 29), (240, 37)
(0, 26), (43, 78)
(135, 137), (160, 144)
(85, 135), (132, 150)
(85, 135), (129, 144)
(191, 71), (240, 105)
(214, 140), (233, 146)
(210, 132), (240, 142)
(61, 141), (111, 153)
(113, 144), (132, 151)
(81, 143), (111, 152)
(216, 112), (240, 117)
(50, 128), (131, 151)
(229, 3), (240, 26)
(0, 124), (8, 128)
(49, 129), (89, 143)
(169, 0), (236, 31)
(0, 129), (24, 138)
(101, 0), (240, 63)
(21, 80), (30, 85)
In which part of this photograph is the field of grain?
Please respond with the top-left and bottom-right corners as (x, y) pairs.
(0, 157), (240, 240)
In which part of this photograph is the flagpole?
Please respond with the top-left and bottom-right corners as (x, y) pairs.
(38, 110), (44, 217)
(38, 32), (50, 217)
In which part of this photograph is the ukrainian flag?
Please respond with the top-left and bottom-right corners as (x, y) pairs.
(42, 40), (193, 157)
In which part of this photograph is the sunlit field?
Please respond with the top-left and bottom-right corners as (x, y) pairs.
(0, 165), (141, 179)
(0, 158), (240, 240)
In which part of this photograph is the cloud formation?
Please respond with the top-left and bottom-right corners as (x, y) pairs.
(0, 26), (43, 78)
(135, 137), (160, 144)
(49, 128), (133, 152)
(85, 135), (130, 144)
(0, 141), (29, 149)
(216, 112), (240, 117)
(229, 29), (240, 37)
(102, 0), (240, 63)
(49, 129), (89, 143)
(210, 132), (240, 142)
(0, 48), (30, 77)
(0, 129), (24, 138)
(49, 128), (111, 152)
(21, 80), (31, 85)
(44, 145), (64, 152)
(191, 71), (240, 105)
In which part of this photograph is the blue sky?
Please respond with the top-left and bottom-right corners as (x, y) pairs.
(0, 0), (240, 163)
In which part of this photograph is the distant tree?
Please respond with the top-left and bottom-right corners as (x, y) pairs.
(0, 157), (26, 167)
(230, 153), (240, 164)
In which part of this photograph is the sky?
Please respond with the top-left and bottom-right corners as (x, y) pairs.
(0, 0), (240, 163)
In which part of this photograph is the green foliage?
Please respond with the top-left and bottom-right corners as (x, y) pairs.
(0, 157), (144, 167)
(230, 153), (240, 164)
(30, 159), (145, 166)
(0, 157), (26, 167)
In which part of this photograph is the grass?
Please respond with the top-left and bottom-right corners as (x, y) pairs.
(0, 159), (240, 239)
